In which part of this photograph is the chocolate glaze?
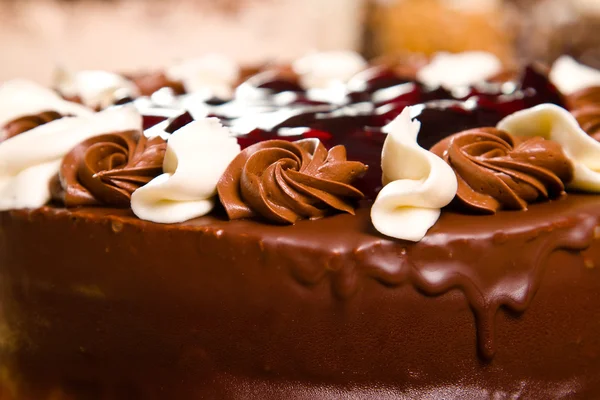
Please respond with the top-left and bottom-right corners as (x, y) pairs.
(0, 60), (597, 399)
(1, 194), (600, 398)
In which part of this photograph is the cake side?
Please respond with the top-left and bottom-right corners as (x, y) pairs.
(2, 52), (600, 399)
(1, 196), (600, 398)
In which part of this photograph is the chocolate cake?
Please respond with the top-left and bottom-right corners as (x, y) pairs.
(1, 52), (600, 399)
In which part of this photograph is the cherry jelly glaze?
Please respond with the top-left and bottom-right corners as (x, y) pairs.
(140, 64), (566, 199)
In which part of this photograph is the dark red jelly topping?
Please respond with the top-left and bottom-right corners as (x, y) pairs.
(139, 63), (566, 199)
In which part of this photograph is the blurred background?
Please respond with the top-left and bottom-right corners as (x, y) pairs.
(1, 0), (600, 84)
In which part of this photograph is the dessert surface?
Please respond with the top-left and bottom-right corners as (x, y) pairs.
(2, 194), (600, 399)
(1, 51), (600, 399)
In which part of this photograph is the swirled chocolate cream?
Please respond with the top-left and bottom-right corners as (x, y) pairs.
(2, 52), (600, 399)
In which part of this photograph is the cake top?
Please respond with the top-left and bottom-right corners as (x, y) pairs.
(2, 51), (600, 242)
(4, 50), (600, 361)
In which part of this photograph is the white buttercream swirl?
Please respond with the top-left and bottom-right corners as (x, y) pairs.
(131, 118), (241, 223)
(292, 50), (367, 90)
(166, 54), (240, 100)
(497, 103), (600, 192)
(416, 51), (502, 89)
(549, 55), (600, 95)
(0, 79), (92, 128)
(55, 68), (140, 110)
(371, 107), (458, 242)
(0, 106), (142, 211)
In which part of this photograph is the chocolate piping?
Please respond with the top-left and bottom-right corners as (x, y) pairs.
(1, 110), (65, 143)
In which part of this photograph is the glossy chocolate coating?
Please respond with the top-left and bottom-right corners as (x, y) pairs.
(1, 62), (597, 399)
(1, 194), (600, 399)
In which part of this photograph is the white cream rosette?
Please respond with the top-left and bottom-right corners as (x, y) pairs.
(131, 118), (241, 223)
(371, 107), (458, 242)
(497, 103), (600, 193)
(416, 51), (502, 89)
(0, 106), (142, 211)
(0, 79), (92, 128)
(166, 54), (240, 100)
(292, 50), (367, 90)
(55, 69), (140, 110)
(549, 56), (600, 95)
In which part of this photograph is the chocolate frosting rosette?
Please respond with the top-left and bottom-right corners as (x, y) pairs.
(567, 86), (600, 140)
(431, 127), (574, 213)
(217, 138), (367, 224)
(52, 130), (166, 207)
(1, 111), (66, 143)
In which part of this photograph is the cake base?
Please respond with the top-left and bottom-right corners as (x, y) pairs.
(1, 195), (600, 399)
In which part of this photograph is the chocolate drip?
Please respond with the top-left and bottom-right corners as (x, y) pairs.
(412, 214), (596, 358)
(2, 195), (600, 397)
(255, 198), (599, 358)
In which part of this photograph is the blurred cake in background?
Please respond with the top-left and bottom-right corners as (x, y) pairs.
(0, 0), (365, 85)
(508, 0), (600, 68)
(366, 0), (516, 65)
(367, 0), (600, 70)
(3, 0), (600, 88)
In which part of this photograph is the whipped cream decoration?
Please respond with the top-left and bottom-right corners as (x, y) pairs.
(497, 104), (600, 192)
(55, 68), (140, 110)
(306, 81), (350, 105)
(0, 106), (142, 211)
(416, 51), (502, 89)
(131, 118), (241, 223)
(549, 56), (600, 95)
(0, 80), (91, 129)
(292, 51), (367, 90)
(166, 54), (240, 100)
(371, 107), (458, 242)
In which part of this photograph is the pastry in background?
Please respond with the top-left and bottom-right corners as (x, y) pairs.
(507, 0), (600, 67)
(366, 0), (516, 66)
(0, 0), (365, 84)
